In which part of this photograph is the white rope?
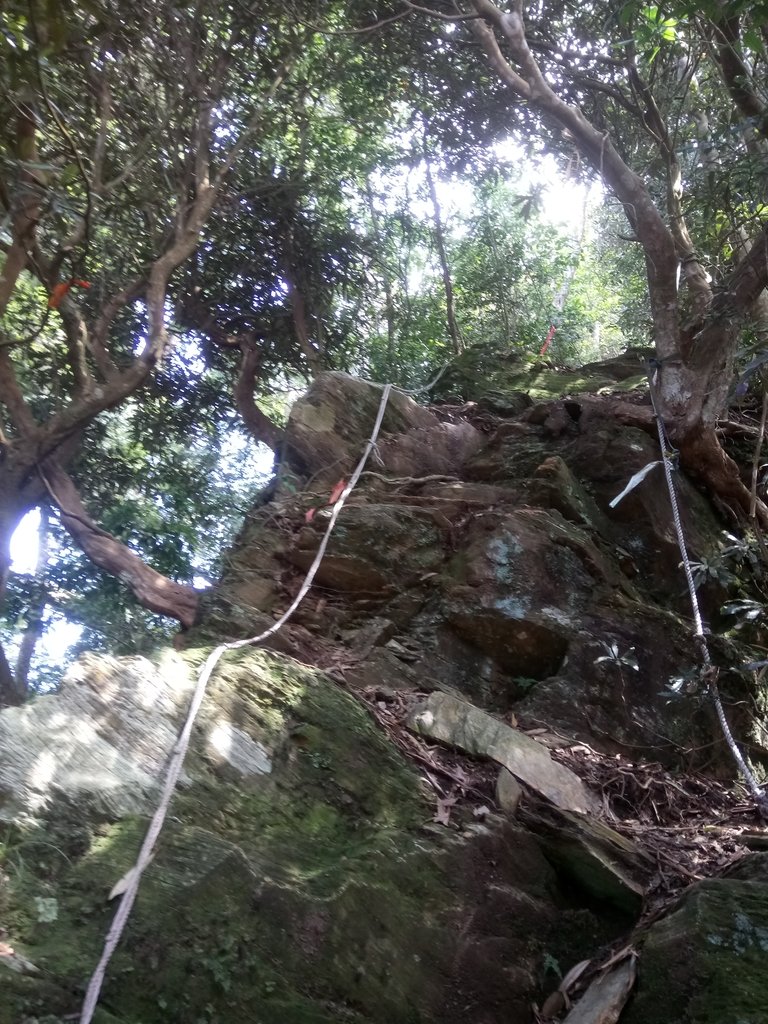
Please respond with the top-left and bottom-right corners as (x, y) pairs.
(79, 383), (393, 1023)
(647, 362), (768, 817)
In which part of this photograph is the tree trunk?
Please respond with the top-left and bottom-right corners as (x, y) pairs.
(364, 181), (398, 375)
(283, 261), (322, 376)
(0, 639), (21, 707)
(422, 143), (463, 355)
(0, 487), (30, 706)
(41, 462), (200, 628)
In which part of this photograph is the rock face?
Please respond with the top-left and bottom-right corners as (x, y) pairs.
(624, 871), (768, 1024)
(283, 371), (482, 487)
(0, 648), (626, 1024)
(216, 356), (741, 768)
(1, 349), (764, 1023)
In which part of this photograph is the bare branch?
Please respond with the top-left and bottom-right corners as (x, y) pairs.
(626, 56), (712, 313)
(712, 14), (768, 140)
(28, 246), (95, 394)
(91, 71), (111, 194)
(90, 278), (145, 380)
(467, 13), (531, 96)
(302, 10), (412, 36)
(401, 0), (479, 21)
(57, 296), (93, 395)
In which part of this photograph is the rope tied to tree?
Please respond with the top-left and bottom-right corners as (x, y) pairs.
(646, 359), (768, 821)
(78, 383), (393, 1024)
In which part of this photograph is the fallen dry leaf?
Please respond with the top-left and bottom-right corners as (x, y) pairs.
(108, 854), (154, 901)
(561, 958), (592, 996)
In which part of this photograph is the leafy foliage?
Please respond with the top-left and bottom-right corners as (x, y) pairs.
(2, 0), (768, 694)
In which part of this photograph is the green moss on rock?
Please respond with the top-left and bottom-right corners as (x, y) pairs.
(0, 648), (574, 1024)
(624, 879), (768, 1024)
(432, 344), (651, 405)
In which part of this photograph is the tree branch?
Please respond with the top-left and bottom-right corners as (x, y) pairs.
(39, 461), (199, 628)
(89, 278), (145, 380)
(468, 0), (681, 360)
(234, 342), (285, 453)
(0, 350), (41, 438)
(402, 0), (480, 21)
(712, 13), (768, 141)
(626, 55), (712, 314)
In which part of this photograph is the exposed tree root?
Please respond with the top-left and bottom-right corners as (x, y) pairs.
(679, 428), (768, 528)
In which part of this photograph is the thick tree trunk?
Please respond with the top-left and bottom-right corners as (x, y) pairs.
(41, 462), (200, 628)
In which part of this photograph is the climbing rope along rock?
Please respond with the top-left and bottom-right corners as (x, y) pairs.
(646, 360), (768, 820)
(78, 383), (393, 1024)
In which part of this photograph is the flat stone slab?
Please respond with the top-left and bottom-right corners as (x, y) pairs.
(408, 692), (598, 815)
(564, 956), (636, 1023)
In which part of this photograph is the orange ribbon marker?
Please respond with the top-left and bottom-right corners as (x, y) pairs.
(47, 279), (91, 308)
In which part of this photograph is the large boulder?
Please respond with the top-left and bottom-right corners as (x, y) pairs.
(283, 371), (482, 487)
(0, 648), (622, 1024)
(210, 356), (752, 770)
(624, 869), (768, 1024)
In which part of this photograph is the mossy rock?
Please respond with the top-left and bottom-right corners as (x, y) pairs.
(432, 344), (651, 405)
(0, 648), (587, 1024)
(624, 878), (768, 1024)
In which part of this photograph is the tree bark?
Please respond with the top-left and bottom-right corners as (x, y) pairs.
(234, 342), (285, 453)
(40, 462), (200, 628)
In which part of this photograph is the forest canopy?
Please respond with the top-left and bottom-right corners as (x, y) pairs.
(1, 0), (767, 700)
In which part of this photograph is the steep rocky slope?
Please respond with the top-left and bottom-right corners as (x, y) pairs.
(2, 349), (768, 1024)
